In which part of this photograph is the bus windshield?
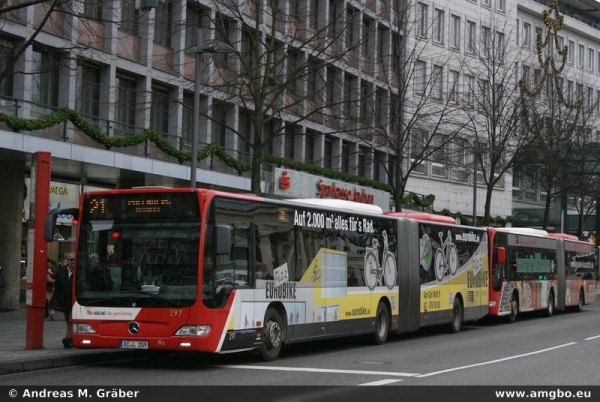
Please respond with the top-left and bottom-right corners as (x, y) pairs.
(75, 191), (200, 308)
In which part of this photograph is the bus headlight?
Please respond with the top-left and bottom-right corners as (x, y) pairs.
(74, 323), (97, 334)
(175, 325), (211, 336)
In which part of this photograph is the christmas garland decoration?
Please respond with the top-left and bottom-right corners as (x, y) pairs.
(0, 107), (439, 209)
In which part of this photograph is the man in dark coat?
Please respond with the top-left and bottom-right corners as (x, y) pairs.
(51, 252), (75, 348)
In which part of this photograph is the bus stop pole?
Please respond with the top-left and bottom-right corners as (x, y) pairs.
(25, 152), (51, 349)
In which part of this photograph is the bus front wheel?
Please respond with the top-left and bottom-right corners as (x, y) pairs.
(259, 308), (284, 361)
(449, 297), (463, 333)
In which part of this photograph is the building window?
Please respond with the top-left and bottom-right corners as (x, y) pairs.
(115, 75), (137, 136)
(341, 141), (350, 173)
(151, 86), (170, 136)
(358, 146), (367, 177)
(326, 66), (336, 106)
(522, 23), (530, 48)
(416, 3), (428, 38)
(324, 136), (333, 169)
(344, 74), (355, 117)
(120, 0), (138, 34)
(308, 59), (320, 102)
(450, 15), (461, 49)
(411, 130), (426, 174)
(75, 62), (101, 125)
(433, 9), (444, 44)
(154, 0), (172, 47)
(466, 21), (476, 54)
(310, 0), (319, 30)
(81, 0), (102, 19)
(346, 7), (358, 49)
(214, 16), (231, 68)
(433, 65), (443, 100)
(522, 65), (530, 86)
(211, 101), (228, 147)
(578, 44), (585, 68)
(451, 138), (468, 181)
(464, 75), (475, 106)
(496, 0), (504, 12)
(555, 35), (564, 59)
(360, 81), (370, 122)
(0, 43), (14, 97)
(390, 94), (399, 134)
(448, 70), (459, 102)
(415, 60), (426, 95)
(568, 40), (574, 64)
(241, 28), (256, 75)
(31, 49), (59, 109)
(392, 32), (400, 72)
(567, 80), (573, 103)
(284, 125), (298, 160)
(377, 26), (388, 65)
(588, 48), (594, 71)
(480, 79), (490, 108)
(328, 0), (341, 38)
(495, 32), (504, 60)
(362, 17), (372, 58)
(431, 134), (447, 177)
(305, 131), (316, 163)
(481, 26), (491, 58)
(482, 0), (490, 7)
(185, 5), (206, 53)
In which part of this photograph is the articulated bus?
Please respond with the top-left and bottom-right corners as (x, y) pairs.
(44, 188), (488, 361)
(487, 227), (598, 323)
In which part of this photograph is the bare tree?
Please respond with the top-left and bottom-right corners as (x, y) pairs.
(189, 0), (383, 195)
(515, 0), (600, 232)
(361, 0), (471, 211)
(459, 7), (526, 225)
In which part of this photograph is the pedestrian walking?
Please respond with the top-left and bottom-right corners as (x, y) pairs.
(45, 259), (57, 319)
(49, 252), (75, 348)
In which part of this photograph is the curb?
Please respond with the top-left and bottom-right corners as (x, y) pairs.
(0, 350), (143, 376)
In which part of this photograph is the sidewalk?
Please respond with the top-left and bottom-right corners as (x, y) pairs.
(0, 305), (140, 376)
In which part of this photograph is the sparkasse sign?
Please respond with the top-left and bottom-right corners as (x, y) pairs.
(272, 168), (391, 211)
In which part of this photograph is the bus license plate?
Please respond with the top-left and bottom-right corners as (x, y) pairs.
(119, 340), (148, 349)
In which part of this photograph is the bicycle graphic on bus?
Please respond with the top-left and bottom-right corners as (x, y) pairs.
(420, 229), (459, 283)
(364, 231), (397, 290)
(434, 230), (459, 282)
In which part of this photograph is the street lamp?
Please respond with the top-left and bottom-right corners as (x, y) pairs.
(190, 30), (237, 188)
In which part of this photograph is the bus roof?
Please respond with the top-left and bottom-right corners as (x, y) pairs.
(546, 233), (579, 240)
(385, 212), (457, 224)
(494, 227), (549, 236)
(287, 198), (384, 215)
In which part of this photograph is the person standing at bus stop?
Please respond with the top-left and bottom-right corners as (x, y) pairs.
(50, 252), (75, 348)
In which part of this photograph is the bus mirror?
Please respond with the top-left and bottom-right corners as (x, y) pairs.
(496, 247), (506, 264)
(44, 208), (79, 242)
(214, 225), (231, 255)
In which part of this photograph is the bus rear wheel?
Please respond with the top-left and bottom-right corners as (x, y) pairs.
(259, 308), (284, 361)
(506, 293), (518, 324)
(371, 301), (389, 345)
(544, 291), (554, 317)
(575, 291), (585, 312)
(449, 297), (463, 333)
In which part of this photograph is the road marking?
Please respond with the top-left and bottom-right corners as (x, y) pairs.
(359, 379), (403, 386)
(219, 365), (419, 377)
(416, 342), (577, 378)
(584, 335), (600, 341)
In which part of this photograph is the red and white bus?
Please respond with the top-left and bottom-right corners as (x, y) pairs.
(487, 227), (597, 322)
(44, 188), (489, 360)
